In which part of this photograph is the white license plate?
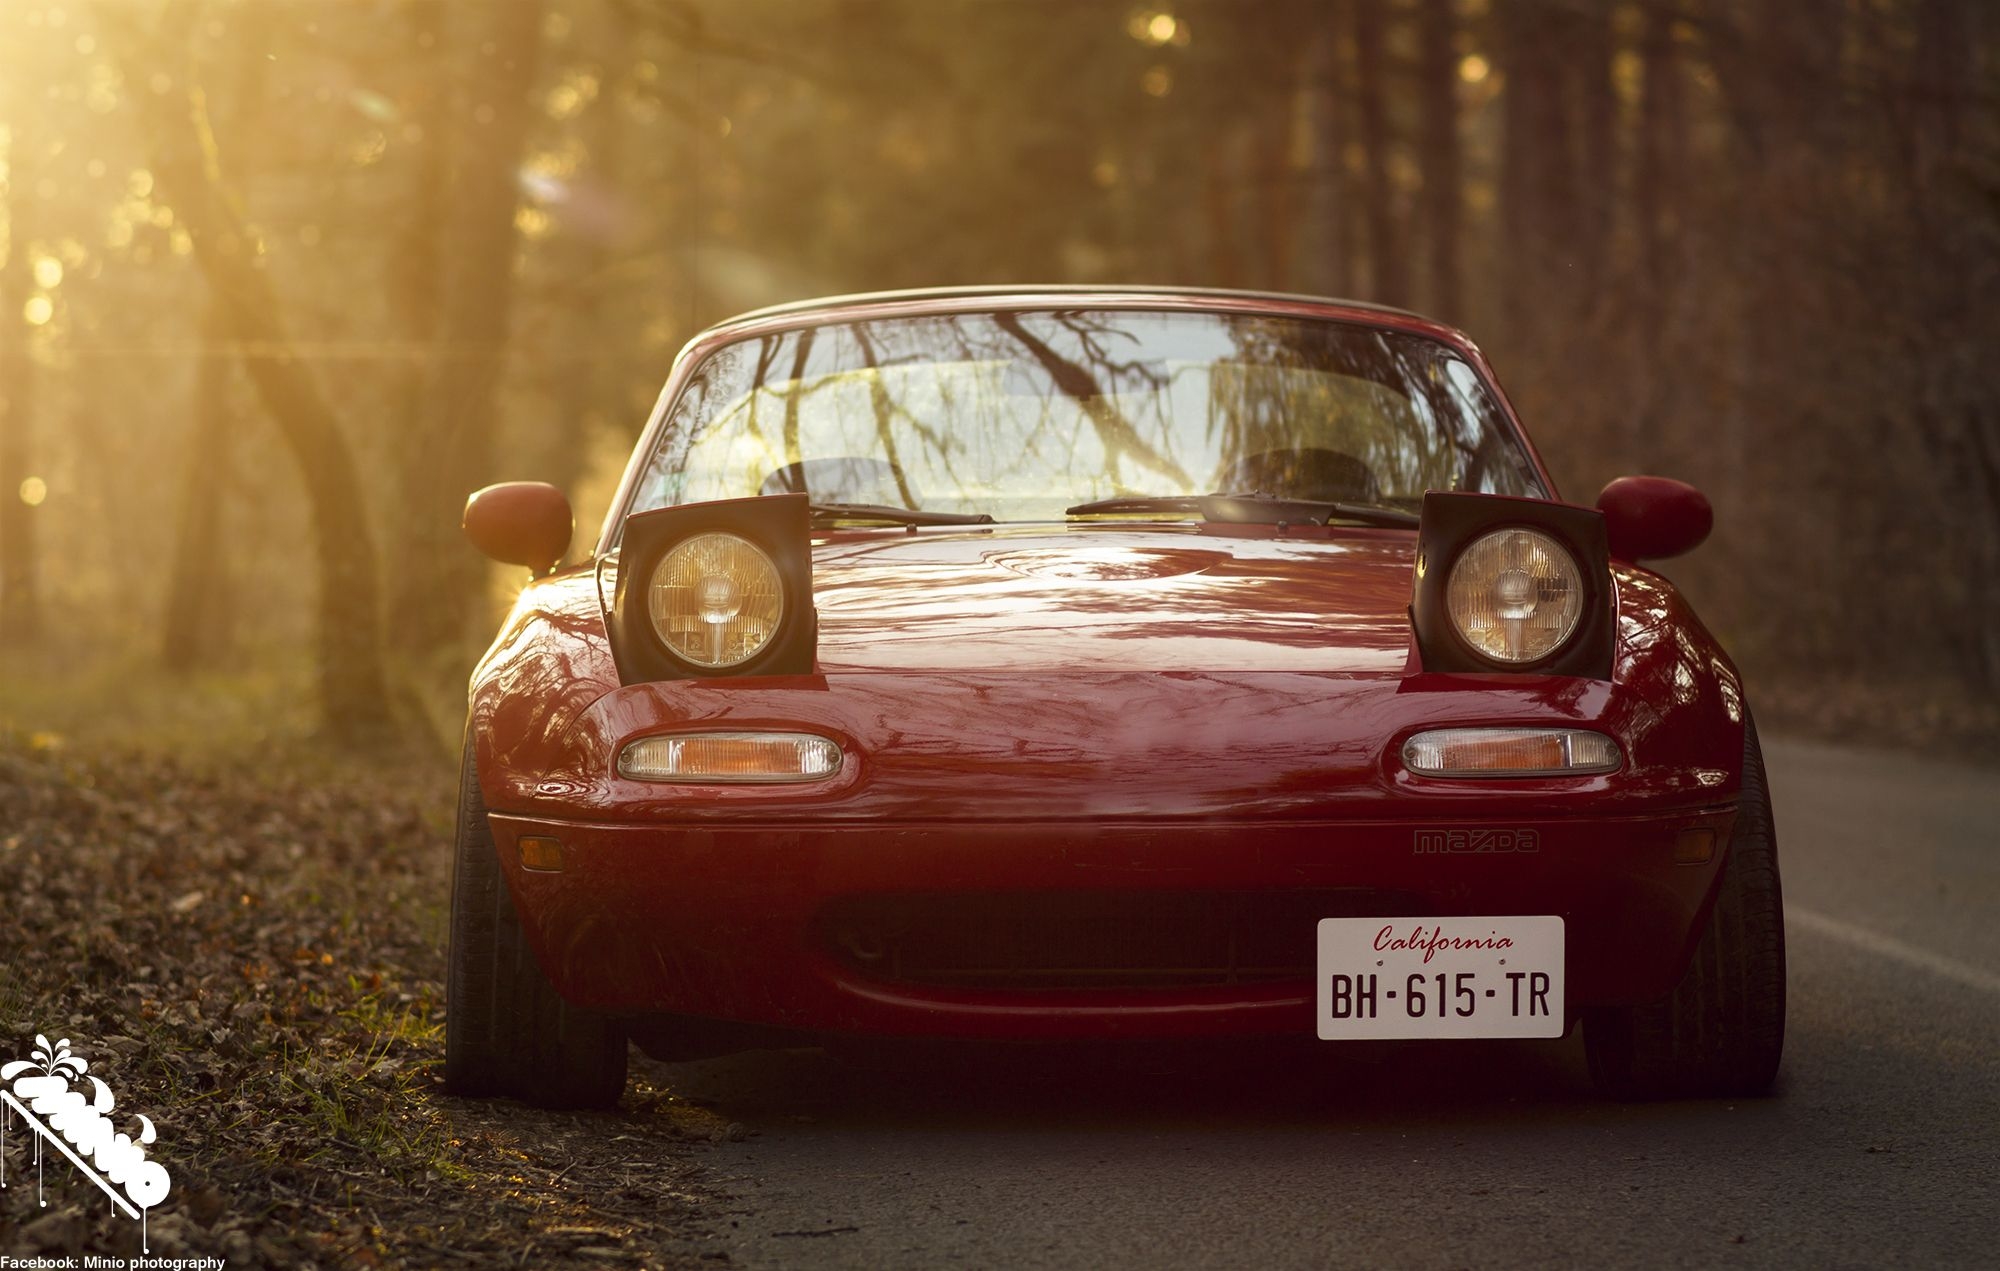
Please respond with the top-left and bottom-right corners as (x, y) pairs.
(1315, 916), (1565, 1039)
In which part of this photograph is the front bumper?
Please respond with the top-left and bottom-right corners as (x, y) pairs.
(488, 805), (1736, 1039)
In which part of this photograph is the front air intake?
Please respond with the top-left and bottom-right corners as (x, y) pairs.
(819, 889), (1434, 992)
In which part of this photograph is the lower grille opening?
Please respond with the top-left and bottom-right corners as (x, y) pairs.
(820, 889), (1435, 991)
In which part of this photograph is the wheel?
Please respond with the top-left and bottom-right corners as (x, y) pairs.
(1585, 719), (1786, 1100)
(444, 742), (628, 1108)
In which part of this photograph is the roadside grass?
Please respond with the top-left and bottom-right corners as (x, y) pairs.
(0, 640), (321, 760)
(0, 636), (475, 781)
(288, 981), (462, 1179)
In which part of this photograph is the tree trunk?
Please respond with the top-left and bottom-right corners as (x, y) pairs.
(1904, 0), (2000, 688)
(161, 300), (235, 670)
(161, 1), (271, 671)
(388, 0), (449, 534)
(1352, 0), (1406, 307)
(1634, 0), (1686, 310)
(542, 6), (635, 501)
(1417, 0), (1460, 322)
(1202, 135), (1246, 289)
(1497, 1), (1578, 337)
(127, 3), (397, 743)
(1330, 0), (1364, 298)
(1571, 3), (1616, 288)
(391, 0), (548, 653)
(1291, 16), (1347, 297)
(0, 114), (41, 647)
(1256, 109), (1296, 290)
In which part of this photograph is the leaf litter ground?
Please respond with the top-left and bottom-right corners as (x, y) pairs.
(0, 736), (748, 1268)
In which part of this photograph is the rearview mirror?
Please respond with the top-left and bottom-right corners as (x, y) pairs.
(1596, 476), (1711, 562)
(463, 482), (573, 577)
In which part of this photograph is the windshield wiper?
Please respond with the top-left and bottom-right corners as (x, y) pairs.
(1063, 495), (1205, 517)
(1064, 492), (1419, 528)
(808, 502), (994, 527)
(1201, 492), (1419, 527)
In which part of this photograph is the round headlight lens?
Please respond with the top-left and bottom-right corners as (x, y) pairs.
(1445, 527), (1584, 663)
(649, 532), (784, 668)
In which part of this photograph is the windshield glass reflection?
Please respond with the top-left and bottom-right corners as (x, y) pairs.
(630, 310), (1543, 523)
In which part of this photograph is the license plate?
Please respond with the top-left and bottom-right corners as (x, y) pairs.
(1315, 915), (1565, 1039)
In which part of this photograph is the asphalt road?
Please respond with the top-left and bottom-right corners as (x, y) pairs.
(657, 737), (2000, 1269)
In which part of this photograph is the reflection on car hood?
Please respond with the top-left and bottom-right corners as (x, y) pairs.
(811, 525), (1415, 674)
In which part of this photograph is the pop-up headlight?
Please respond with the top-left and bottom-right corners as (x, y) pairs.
(1409, 492), (1615, 678)
(608, 493), (816, 683)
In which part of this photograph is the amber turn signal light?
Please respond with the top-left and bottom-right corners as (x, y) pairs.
(518, 836), (565, 872)
(618, 732), (843, 783)
(1402, 727), (1621, 778)
(1673, 829), (1716, 865)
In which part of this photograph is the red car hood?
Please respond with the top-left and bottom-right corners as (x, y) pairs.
(475, 523), (1745, 823)
(810, 525), (1416, 675)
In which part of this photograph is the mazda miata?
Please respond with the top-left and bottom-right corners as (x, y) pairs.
(443, 287), (1783, 1108)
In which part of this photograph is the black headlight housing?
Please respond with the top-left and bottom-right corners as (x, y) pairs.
(1409, 491), (1615, 679)
(607, 494), (817, 683)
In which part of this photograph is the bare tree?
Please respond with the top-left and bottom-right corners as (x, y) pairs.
(1417, 0), (1461, 322)
(386, 0), (449, 546)
(392, 0), (548, 653)
(162, 0), (272, 671)
(539, 1), (638, 501)
(116, 2), (397, 742)
(1291, 15), (1349, 297)
(1351, 0), (1405, 307)
(1498, 0), (1578, 324)
(1570, 3), (1616, 288)
(159, 302), (236, 670)
(1633, 0), (1687, 316)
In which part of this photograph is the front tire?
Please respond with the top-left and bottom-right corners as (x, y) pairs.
(1585, 720), (1786, 1100)
(444, 744), (627, 1109)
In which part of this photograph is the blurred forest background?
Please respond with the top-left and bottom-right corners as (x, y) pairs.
(0, 0), (1995, 755)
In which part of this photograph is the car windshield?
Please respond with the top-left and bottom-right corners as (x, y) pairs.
(625, 308), (1544, 525)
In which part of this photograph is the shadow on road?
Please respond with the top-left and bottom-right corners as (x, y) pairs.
(645, 1031), (1682, 1135)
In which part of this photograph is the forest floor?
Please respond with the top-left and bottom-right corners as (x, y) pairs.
(0, 731), (740, 1270)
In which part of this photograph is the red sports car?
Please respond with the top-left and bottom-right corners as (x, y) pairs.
(445, 287), (1783, 1107)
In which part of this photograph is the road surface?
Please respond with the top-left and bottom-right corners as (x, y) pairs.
(656, 737), (2000, 1268)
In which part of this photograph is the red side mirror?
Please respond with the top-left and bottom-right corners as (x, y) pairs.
(463, 482), (573, 577)
(1596, 476), (1712, 562)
